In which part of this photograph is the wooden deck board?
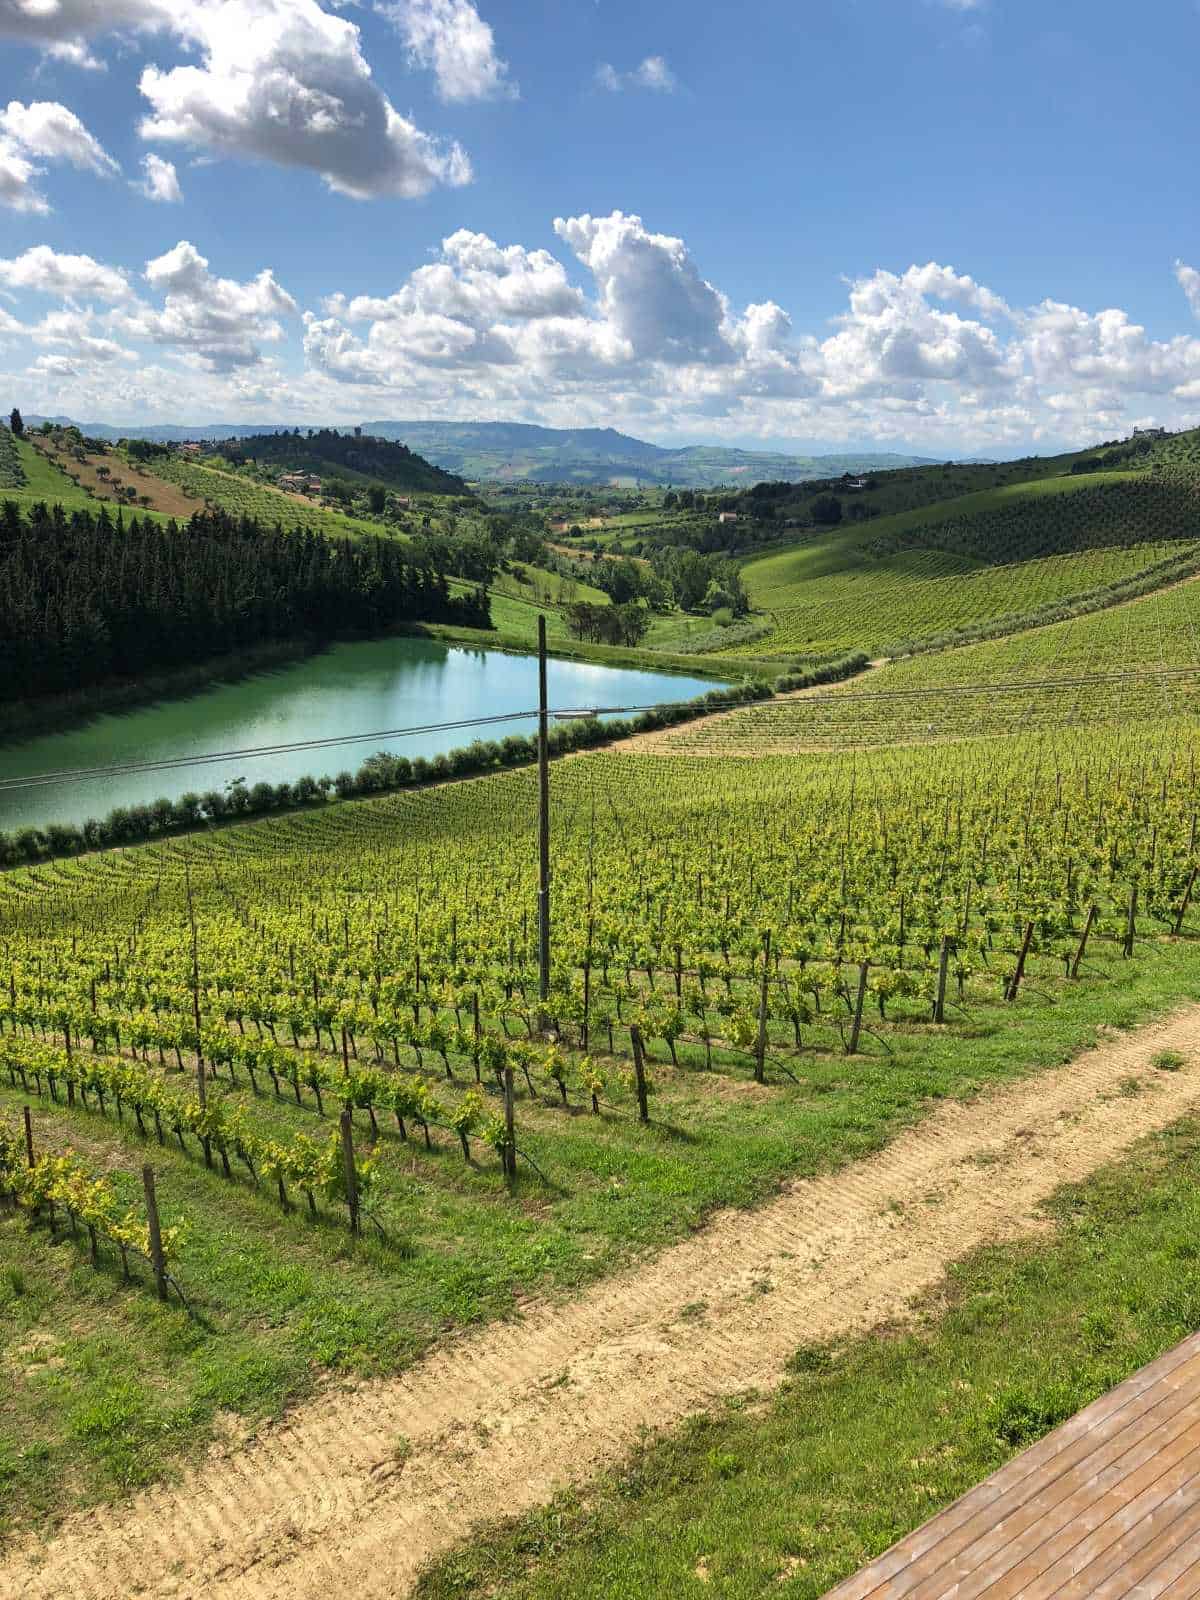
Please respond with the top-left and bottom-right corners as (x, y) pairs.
(823, 1333), (1200, 1600)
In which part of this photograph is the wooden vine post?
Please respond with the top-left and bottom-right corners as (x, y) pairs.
(1006, 921), (1035, 1002)
(23, 1105), (34, 1169)
(630, 1025), (650, 1123)
(754, 931), (770, 1084)
(1123, 883), (1138, 959)
(846, 961), (869, 1055)
(503, 1064), (517, 1183)
(142, 1165), (168, 1303)
(1071, 904), (1098, 978)
(1173, 866), (1199, 937)
(340, 1109), (360, 1235)
(933, 936), (951, 1024)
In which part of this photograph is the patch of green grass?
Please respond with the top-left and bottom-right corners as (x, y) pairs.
(1154, 1049), (1188, 1071)
(412, 1117), (1200, 1600)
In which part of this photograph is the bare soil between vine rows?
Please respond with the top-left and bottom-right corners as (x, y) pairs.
(7, 1006), (1200, 1600)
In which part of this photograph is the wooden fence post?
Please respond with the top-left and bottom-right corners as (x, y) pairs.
(630, 1026), (649, 1123)
(1071, 904), (1098, 978)
(142, 1165), (168, 1303)
(933, 937), (951, 1024)
(755, 931), (771, 1084)
(846, 961), (869, 1054)
(340, 1109), (360, 1235)
(1006, 921), (1035, 1001)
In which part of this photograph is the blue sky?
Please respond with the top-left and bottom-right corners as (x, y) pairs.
(1, 0), (1199, 454)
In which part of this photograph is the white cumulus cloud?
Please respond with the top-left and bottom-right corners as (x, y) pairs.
(382, 0), (516, 102)
(11, 212), (1200, 454)
(0, 244), (131, 301)
(554, 211), (727, 363)
(138, 152), (182, 202)
(45, 38), (107, 69)
(0, 100), (118, 173)
(112, 239), (298, 371)
(2, 0), (473, 200)
(31, 307), (133, 363)
(0, 99), (118, 211)
(138, 0), (471, 198)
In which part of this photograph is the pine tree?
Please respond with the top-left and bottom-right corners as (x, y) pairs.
(8, 408), (23, 437)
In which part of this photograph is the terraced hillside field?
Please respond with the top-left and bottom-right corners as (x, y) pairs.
(3, 718), (1200, 1538)
(729, 472), (1200, 659)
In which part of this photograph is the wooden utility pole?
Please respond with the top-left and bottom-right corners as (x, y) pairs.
(537, 614), (551, 1013)
(185, 861), (205, 1110)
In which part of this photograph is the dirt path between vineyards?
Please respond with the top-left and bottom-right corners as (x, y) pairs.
(7, 1007), (1200, 1600)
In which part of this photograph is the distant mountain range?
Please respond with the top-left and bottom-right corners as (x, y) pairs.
(360, 423), (939, 488)
(24, 416), (937, 489)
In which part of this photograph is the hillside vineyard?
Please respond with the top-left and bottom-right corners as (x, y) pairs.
(6, 727), (1199, 1160)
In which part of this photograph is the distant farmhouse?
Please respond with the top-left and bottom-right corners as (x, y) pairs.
(1133, 427), (1167, 440)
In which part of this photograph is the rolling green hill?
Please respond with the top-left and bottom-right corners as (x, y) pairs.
(656, 567), (1200, 753)
(738, 443), (1102, 529)
(361, 420), (934, 487)
(221, 429), (468, 495)
(726, 471), (1200, 658)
